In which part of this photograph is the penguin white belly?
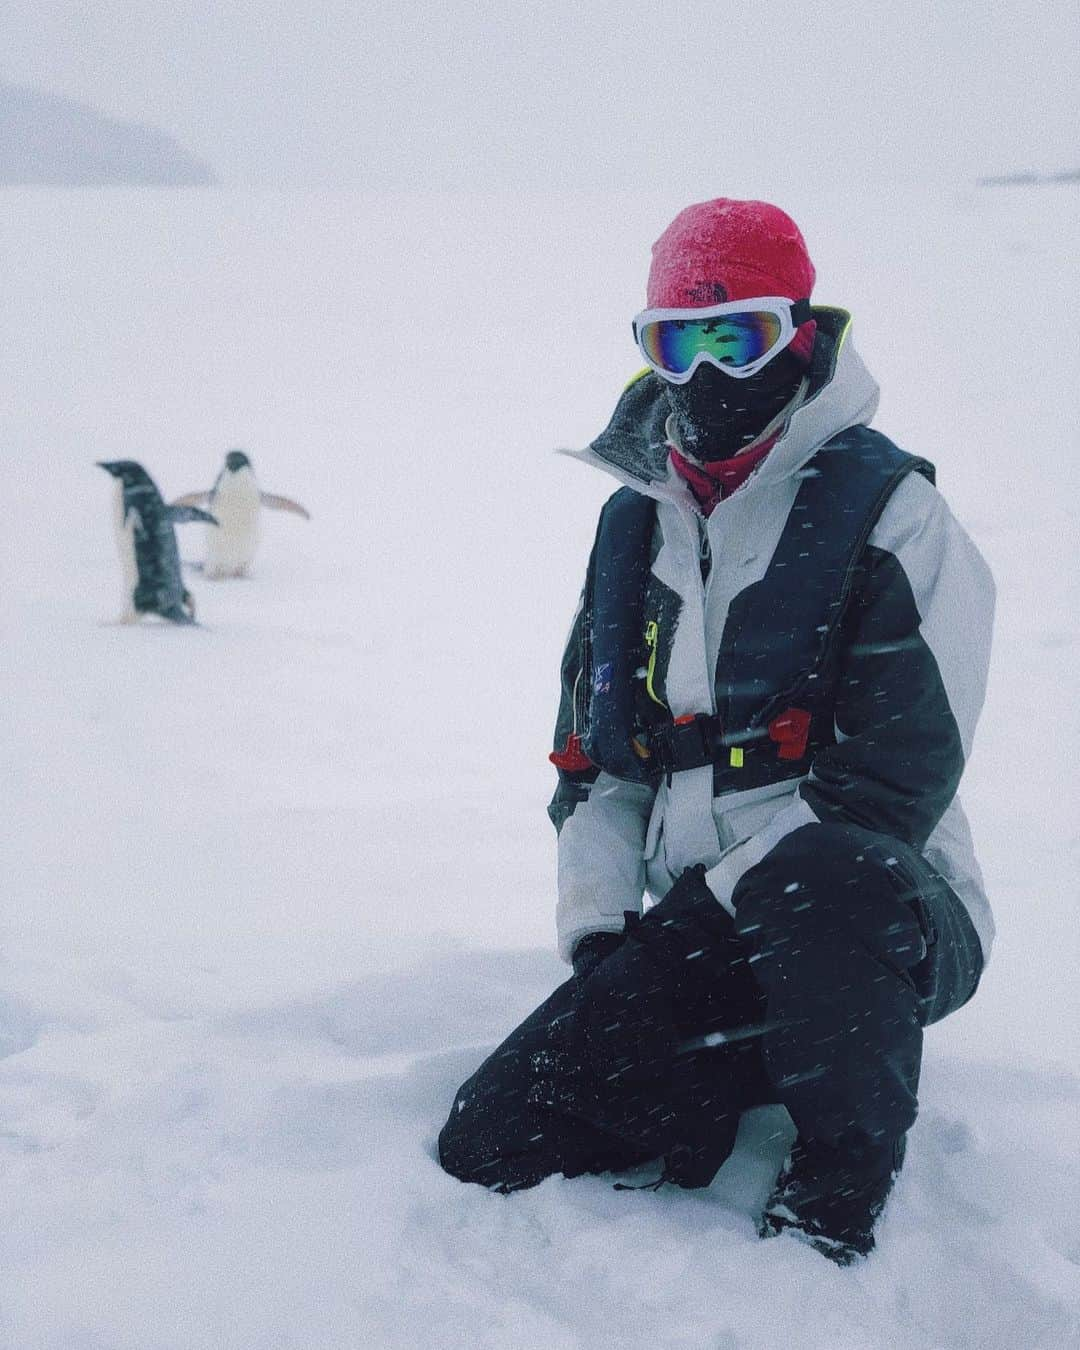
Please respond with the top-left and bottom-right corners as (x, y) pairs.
(205, 470), (261, 578)
(112, 482), (139, 618)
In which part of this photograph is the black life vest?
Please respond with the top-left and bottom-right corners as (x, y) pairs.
(580, 426), (934, 789)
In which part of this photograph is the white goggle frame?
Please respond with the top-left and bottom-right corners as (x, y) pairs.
(631, 296), (813, 383)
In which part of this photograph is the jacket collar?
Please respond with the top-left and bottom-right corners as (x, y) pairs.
(558, 308), (880, 507)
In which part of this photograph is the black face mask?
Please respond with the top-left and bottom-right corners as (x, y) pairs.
(664, 350), (806, 463)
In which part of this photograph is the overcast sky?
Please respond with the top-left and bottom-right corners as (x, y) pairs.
(2, 1), (1076, 191)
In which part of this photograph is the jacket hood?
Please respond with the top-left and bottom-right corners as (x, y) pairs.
(560, 307), (880, 502)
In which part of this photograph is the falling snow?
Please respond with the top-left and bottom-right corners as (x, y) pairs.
(0, 183), (1078, 1348)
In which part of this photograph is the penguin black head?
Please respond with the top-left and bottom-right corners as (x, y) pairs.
(97, 459), (155, 487)
(225, 450), (252, 472)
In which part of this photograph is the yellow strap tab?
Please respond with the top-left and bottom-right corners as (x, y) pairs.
(729, 747), (744, 768)
(643, 620), (667, 709)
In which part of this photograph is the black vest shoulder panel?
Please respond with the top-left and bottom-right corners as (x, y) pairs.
(719, 426), (934, 734)
(580, 486), (656, 780)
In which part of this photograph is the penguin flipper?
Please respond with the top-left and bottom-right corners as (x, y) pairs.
(171, 491), (211, 508)
(168, 505), (219, 526)
(260, 493), (311, 520)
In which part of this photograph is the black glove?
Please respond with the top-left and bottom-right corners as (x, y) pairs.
(578, 866), (763, 1085)
(572, 930), (625, 981)
(641, 865), (765, 1034)
(630, 863), (736, 969)
(567, 869), (768, 1190)
(573, 870), (722, 1091)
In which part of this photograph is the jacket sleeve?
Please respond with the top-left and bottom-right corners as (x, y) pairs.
(704, 472), (995, 913)
(549, 593), (657, 963)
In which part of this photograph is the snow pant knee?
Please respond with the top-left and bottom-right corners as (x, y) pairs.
(438, 902), (772, 1193)
(437, 975), (656, 1193)
(731, 822), (943, 1146)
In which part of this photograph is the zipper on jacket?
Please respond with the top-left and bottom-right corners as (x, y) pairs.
(680, 503), (718, 718)
(644, 620), (667, 708)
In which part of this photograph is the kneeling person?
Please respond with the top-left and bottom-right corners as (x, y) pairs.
(438, 198), (993, 1266)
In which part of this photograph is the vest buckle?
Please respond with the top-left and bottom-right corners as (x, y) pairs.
(649, 713), (726, 784)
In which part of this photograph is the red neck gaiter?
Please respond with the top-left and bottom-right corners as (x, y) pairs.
(669, 432), (780, 517)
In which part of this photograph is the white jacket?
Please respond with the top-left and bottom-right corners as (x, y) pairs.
(551, 312), (995, 965)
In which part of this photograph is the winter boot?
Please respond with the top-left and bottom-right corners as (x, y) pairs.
(758, 1134), (906, 1265)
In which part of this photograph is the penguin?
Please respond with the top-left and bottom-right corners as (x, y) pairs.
(172, 450), (310, 579)
(97, 460), (218, 624)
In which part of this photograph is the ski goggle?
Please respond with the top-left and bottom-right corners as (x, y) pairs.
(632, 296), (813, 383)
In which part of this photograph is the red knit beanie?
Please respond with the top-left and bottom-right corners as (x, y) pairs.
(646, 198), (817, 366)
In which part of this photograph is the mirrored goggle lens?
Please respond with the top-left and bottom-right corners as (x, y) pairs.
(638, 311), (784, 375)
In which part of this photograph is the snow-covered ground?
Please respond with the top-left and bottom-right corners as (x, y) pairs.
(1, 185), (1078, 1348)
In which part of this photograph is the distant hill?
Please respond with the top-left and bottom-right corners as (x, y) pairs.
(0, 82), (215, 186)
(978, 168), (1080, 187)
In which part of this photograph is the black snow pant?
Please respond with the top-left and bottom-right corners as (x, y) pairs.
(438, 822), (983, 1193)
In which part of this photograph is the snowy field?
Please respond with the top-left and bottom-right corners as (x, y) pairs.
(1, 184), (1078, 1348)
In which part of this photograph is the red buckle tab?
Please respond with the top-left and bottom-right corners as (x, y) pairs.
(549, 733), (594, 773)
(768, 707), (812, 761)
